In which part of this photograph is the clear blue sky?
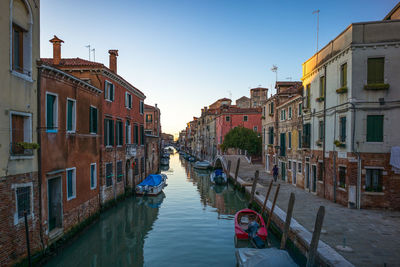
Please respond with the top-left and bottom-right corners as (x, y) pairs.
(40, 0), (398, 136)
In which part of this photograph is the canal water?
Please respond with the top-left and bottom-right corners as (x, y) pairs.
(45, 152), (295, 267)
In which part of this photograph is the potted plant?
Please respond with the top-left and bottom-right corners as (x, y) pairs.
(336, 86), (348, 94)
(261, 116), (266, 120)
(315, 139), (322, 146)
(16, 142), (40, 150)
(316, 97), (324, 102)
(333, 140), (346, 148)
(364, 83), (390, 90)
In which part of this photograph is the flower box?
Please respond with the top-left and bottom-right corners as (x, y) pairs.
(336, 86), (348, 94)
(364, 83), (390, 90)
(316, 97), (324, 102)
(315, 140), (322, 146)
(261, 116), (266, 120)
(334, 140), (346, 148)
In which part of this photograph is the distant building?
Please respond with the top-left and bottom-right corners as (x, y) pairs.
(144, 104), (161, 175)
(250, 87), (268, 108)
(236, 96), (251, 108)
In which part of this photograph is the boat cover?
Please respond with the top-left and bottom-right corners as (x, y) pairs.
(236, 248), (298, 267)
(138, 174), (162, 187)
(215, 169), (223, 176)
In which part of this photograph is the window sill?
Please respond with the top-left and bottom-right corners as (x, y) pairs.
(66, 131), (76, 134)
(46, 129), (58, 133)
(14, 213), (34, 226)
(318, 180), (324, 184)
(90, 132), (98, 135)
(366, 141), (384, 144)
(10, 155), (34, 160)
(337, 186), (346, 192)
(105, 99), (113, 103)
(90, 186), (97, 190)
(363, 191), (384, 196)
(67, 195), (76, 201)
(10, 70), (33, 83)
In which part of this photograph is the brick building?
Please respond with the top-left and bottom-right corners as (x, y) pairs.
(42, 36), (146, 204)
(144, 104), (161, 175)
(37, 61), (102, 242)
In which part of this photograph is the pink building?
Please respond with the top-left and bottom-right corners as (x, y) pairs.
(215, 106), (262, 147)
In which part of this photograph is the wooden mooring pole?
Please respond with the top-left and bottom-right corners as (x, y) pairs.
(234, 158), (240, 186)
(266, 183), (280, 230)
(24, 211), (32, 267)
(280, 192), (295, 249)
(226, 160), (232, 178)
(306, 206), (325, 267)
(249, 170), (259, 205)
(261, 180), (273, 215)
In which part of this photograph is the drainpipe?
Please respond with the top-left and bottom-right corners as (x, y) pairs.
(333, 110), (337, 203)
(322, 65), (327, 198)
(349, 101), (361, 209)
(37, 66), (45, 250)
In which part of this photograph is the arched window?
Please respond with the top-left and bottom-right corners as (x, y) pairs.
(10, 0), (33, 78)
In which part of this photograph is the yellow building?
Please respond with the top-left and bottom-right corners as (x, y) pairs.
(0, 0), (41, 265)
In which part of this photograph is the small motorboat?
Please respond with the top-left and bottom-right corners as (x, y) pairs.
(210, 169), (227, 185)
(235, 209), (267, 248)
(188, 156), (196, 162)
(160, 157), (169, 165)
(136, 174), (167, 196)
(235, 248), (298, 267)
(194, 161), (211, 169)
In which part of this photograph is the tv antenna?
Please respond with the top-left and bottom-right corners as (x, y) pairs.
(312, 10), (320, 53)
(91, 48), (96, 61)
(85, 44), (91, 61)
(271, 65), (278, 83)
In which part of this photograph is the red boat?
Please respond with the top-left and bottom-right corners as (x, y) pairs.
(235, 208), (268, 241)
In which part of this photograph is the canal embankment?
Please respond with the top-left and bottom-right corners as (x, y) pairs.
(219, 154), (400, 267)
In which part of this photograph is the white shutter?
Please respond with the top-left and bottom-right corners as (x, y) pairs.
(104, 81), (108, 99)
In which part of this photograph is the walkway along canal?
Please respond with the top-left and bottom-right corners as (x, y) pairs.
(44, 152), (304, 266)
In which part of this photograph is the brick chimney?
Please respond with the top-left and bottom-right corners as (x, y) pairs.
(108, 50), (119, 73)
(49, 35), (64, 65)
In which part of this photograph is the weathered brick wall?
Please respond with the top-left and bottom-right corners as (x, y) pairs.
(0, 172), (41, 267)
(62, 196), (99, 233)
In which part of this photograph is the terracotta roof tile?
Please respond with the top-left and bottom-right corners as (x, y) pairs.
(40, 58), (105, 67)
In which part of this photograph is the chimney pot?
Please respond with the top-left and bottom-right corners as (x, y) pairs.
(108, 49), (119, 73)
(49, 35), (64, 65)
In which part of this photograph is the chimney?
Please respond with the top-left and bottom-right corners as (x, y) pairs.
(108, 50), (119, 73)
(155, 103), (158, 108)
(49, 35), (64, 65)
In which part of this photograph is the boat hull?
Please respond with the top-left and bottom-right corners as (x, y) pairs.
(136, 174), (167, 196)
(210, 170), (227, 185)
(235, 209), (267, 241)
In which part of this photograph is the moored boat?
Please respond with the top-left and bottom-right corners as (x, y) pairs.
(210, 169), (227, 185)
(194, 161), (211, 169)
(136, 174), (167, 196)
(235, 209), (267, 243)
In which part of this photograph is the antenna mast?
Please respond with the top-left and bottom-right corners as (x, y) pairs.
(85, 45), (91, 61)
(312, 10), (320, 53)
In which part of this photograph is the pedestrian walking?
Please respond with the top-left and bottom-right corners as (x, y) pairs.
(272, 165), (278, 182)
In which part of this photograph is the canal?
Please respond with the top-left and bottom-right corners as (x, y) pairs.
(45, 152), (298, 266)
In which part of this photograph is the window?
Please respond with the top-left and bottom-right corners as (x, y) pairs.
(288, 132), (292, 149)
(243, 115), (248, 122)
(125, 92), (132, 109)
(367, 115), (383, 142)
(318, 121), (324, 140)
(46, 93), (58, 131)
(298, 103), (302, 116)
(303, 123), (311, 148)
(89, 106), (98, 134)
(288, 161), (292, 169)
(90, 163), (97, 189)
(341, 63), (347, 87)
(117, 161), (123, 182)
(226, 116), (230, 122)
(140, 125), (144, 145)
(146, 114), (153, 123)
(298, 130), (302, 149)
(134, 159), (139, 175)
(367, 58), (384, 84)
(10, 112), (32, 156)
(66, 99), (76, 133)
(104, 81), (115, 101)
(126, 120), (131, 144)
(66, 168), (76, 200)
(269, 102), (274, 114)
(339, 117), (346, 142)
(280, 133), (286, 156)
(12, 24), (24, 73)
(104, 118), (114, 146)
(318, 162), (323, 181)
(105, 163), (113, 187)
(263, 128), (265, 144)
(288, 107), (292, 119)
(298, 162), (302, 173)
(305, 84), (311, 108)
(134, 124), (139, 144)
(116, 120), (123, 146)
(366, 169), (383, 192)
(268, 127), (274, 145)
(253, 126), (258, 132)
(263, 107), (266, 117)
(140, 101), (144, 114)
(319, 76), (325, 98)
(338, 166), (346, 188)
(16, 186), (31, 219)
(280, 109), (286, 121)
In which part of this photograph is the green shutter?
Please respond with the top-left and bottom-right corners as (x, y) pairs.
(90, 107), (93, 133)
(104, 81), (108, 99)
(111, 120), (114, 146)
(104, 119), (107, 145)
(368, 58), (384, 84)
(67, 100), (73, 131)
(367, 115), (383, 142)
(342, 63), (347, 87)
(320, 76), (325, 97)
(340, 117), (346, 142)
(46, 94), (54, 129)
(93, 108), (98, 133)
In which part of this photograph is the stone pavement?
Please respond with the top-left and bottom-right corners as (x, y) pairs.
(222, 155), (400, 267)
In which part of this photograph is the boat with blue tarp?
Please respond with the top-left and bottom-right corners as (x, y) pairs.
(136, 174), (167, 196)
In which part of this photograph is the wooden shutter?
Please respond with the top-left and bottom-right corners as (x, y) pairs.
(46, 94), (54, 128)
(104, 119), (108, 145)
(110, 120), (114, 146)
(367, 115), (383, 142)
(340, 117), (346, 142)
(341, 63), (347, 87)
(368, 58), (384, 84)
(104, 81), (108, 99)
